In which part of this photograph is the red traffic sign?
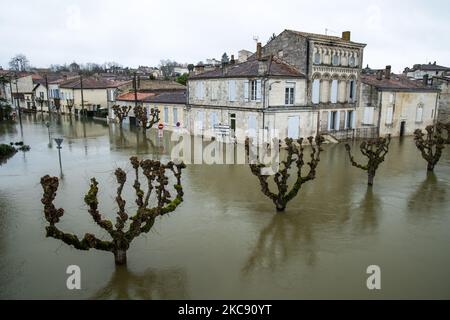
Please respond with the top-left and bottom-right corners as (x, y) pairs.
(158, 123), (164, 130)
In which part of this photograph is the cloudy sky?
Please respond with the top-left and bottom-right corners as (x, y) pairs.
(1, 0), (449, 73)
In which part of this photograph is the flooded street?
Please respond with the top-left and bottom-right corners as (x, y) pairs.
(1, 114), (450, 299)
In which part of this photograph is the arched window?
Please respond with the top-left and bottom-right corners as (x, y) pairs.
(416, 103), (424, 123)
(332, 54), (340, 66)
(314, 52), (321, 64)
(349, 56), (355, 67)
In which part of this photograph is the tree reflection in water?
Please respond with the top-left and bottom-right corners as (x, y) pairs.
(242, 213), (316, 274)
(408, 173), (447, 216)
(91, 266), (188, 300)
(354, 187), (381, 233)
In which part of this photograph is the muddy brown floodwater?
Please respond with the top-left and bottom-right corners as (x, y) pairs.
(1, 114), (450, 299)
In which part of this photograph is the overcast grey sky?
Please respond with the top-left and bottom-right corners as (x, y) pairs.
(1, 0), (449, 73)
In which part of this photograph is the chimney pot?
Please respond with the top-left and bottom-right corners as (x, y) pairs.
(342, 31), (351, 41)
(376, 70), (382, 81)
(385, 65), (391, 80)
(230, 55), (235, 65)
(256, 42), (262, 60)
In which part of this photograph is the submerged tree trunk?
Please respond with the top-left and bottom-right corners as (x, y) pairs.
(114, 249), (127, 265)
(368, 170), (375, 186)
(275, 200), (286, 212)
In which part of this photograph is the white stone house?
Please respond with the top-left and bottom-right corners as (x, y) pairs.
(358, 69), (440, 137)
(258, 30), (367, 136)
(188, 53), (316, 142)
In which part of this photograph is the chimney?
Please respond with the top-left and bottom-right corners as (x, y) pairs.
(256, 42), (262, 60)
(385, 65), (391, 79)
(342, 31), (351, 41)
(423, 74), (429, 86)
(376, 70), (383, 81)
(230, 55), (235, 65)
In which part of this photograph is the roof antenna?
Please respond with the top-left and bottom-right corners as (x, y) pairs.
(325, 28), (338, 35)
(253, 35), (259, 43)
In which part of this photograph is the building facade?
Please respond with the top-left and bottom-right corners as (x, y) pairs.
(258, 29), (366, 135)
(358, 68), (440, 137)
(188, 52), (316, 142)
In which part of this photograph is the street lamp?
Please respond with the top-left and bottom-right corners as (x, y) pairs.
(54, 138), (64, 174)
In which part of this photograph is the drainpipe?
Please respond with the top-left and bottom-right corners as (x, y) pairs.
(433, 90), (439, 124)
(376, 92), (383, 137)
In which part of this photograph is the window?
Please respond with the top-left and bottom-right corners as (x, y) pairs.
(349, 56), (355, 67)
(386, 106), (394, 125)
(416, 104), (423, 123)
(228, 80), (236, 102)
(195, 81), (204, 100)
(314, 52), (321, 64)
(312, 79), (320, 104)
(287, 116), (300, 138)
(332, 55), (340, 66)
(346, 110), (354, 129)
(40, 92), (44, 99)
(249, 80), (261, 101)
(210, 111), (218, 129)
(363, 106), (374, 125)
(173, 108), (178, 125)
(349, 80), (356, 102)
(285, 84), (295, 105)
(247, 114), (257, 138)
(328, 111), (339, 131)
(211, 82), (218, 100)
(330, 80), (338, 103)
(164, 106), (169, 124)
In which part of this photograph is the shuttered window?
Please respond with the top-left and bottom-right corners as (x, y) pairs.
(228, 80), (236, 102)
(386, 106), (393, 125)
(330, 80), (338, 103)
(363, 107), (374, 125)
(312, 79), (320, 104)
(416, 105), (423, 123)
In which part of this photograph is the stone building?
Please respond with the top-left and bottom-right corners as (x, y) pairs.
(433, 75), (450, 122)
(60, 77), (131, 116)
(188, 49), (316, 142)
(358, 66), (440, 137)
(258, 29), (366, 135)
(403, 62), (450, 80)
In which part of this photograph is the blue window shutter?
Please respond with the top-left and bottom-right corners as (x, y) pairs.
(256, 80), (262, 101)
(244, 80), (249, 101)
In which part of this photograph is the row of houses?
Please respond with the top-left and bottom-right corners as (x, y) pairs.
(2, 28), (449, 142)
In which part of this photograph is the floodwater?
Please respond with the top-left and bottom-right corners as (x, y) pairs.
(1, 114), (450, 299)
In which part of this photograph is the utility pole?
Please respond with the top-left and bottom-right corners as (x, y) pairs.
(45, 74), (50, 115)
(133, 72), (138, 109)
(80, 73), (85, 117)
(14, 75), (22, 125)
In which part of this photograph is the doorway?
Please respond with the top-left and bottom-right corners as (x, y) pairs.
(400, 121), (406, 137)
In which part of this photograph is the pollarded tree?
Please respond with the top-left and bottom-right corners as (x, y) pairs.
(345, 135), (391, 186)
(133, 105), (160, 133)
(112, 105), (132, 128)
(414, 125), (446, 172)
(40, 156), (186, 265)
(245, 136), (324, 212)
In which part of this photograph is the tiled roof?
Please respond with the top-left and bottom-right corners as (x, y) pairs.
(189, 55), (305, 79)
(361, 74), (440, 92)
(117, 90), (187, 105)
(143, 90), (186, 104)
(116, 92), (155, 102)
(60, 77), (131, 89)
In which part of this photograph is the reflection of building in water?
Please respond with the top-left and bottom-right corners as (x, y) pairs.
(91, 266), (188, 300)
